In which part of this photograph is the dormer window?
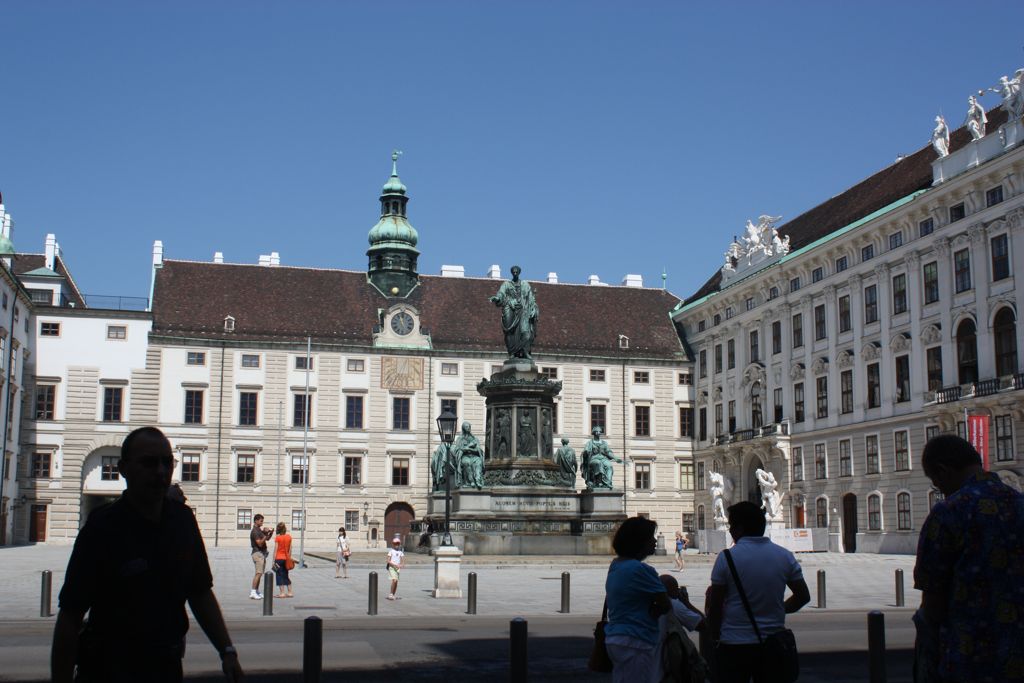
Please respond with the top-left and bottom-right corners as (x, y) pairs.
(224, 316), (235, 333)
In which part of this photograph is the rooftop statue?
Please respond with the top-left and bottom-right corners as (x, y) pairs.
(932, 115), (950, 158)
(581, 427), (621, 490)
(988, 70), (1024, 121)
(966, 94), (988, 141)
(490, 265), (539, 360)
(453, 422), (484, 490)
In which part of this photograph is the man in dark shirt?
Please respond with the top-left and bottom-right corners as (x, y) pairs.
(51, 427), (243, 683)
(249, 514), (270, 599)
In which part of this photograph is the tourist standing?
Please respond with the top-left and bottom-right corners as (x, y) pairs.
(673, 531), (687, 572)
(914, 435), (1024, 683)
(274, 523), (294, 599)
(336, 527), (350, 579)
(250, 514), (270, 599)
(386, 537), (404, 600)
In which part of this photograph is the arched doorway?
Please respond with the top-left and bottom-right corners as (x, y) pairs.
(384, 502), (414, 542)
(746, 456), (766, 505)
(80, 446), (126, 528)
(994, 307), (1018, 376)
(842, 493), (857, 553)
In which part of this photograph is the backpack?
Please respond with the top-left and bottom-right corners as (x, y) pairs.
(661, 612), (709, 683)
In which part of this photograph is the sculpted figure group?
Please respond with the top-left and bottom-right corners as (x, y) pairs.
(431, 422), (484, 490)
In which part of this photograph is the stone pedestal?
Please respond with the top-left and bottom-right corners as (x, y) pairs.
(432, 545), (463, 598)
(697, 530), (729, 554)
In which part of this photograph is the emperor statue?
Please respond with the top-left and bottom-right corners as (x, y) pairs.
(490, 265), (539, 360)
(453, 422), (484, 489)
(581, 427), (622, 490)
(554, 437), (577, 486)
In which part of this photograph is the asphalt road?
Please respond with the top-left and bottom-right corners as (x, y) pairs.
(0, 609), (915, 682)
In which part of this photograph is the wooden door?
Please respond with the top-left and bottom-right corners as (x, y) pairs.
(384, 502), (414, 543)
(30, 504), (47, 543)
(842, 494), (857, 553)
(793, 505), (805, 529)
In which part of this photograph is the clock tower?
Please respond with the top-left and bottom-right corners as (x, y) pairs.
(366, 151), (420, 298)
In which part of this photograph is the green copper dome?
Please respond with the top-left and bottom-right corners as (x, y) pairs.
(367, 150), (418, 248)
(0, 234), (14, 257)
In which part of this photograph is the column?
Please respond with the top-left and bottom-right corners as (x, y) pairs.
(933, 237), (955, 384)
(849, 274), (865, 420)
(799, 295), (814, 430)
(1009, 209), (1024, 370)
(905, 251), (924, 408)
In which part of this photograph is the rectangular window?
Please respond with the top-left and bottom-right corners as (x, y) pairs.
(345, 510), (360, 532)
(862, 244), (874, 262)
(838, 295), (851, 333)
(840, 370), (853, 414)
(867, 363), (881, 409)
(293, 393), (311, 428)
(679, 407), (693, 438)
(868, 496), (881, 531)
(793, 383), (805, 423)
(236, 454), (255, 483)
(678, 372), (691, 386)
(923, 261), (939, 304)
(237, 509), (253, 530)
(291, 455), (309, 485)
(590, 404), (607, 434)
(634, 463), (651, 490)
(864, 285), (878, 324)
(31, 452), (51, 478)
(697, 462), (706, 490)
(440, 398), (458, 420)
(790, 277), (801, 292)
(101, 455), (120, 481)
(589, 369), (607, 382)
(816, 376), (828, 419)
(441, 362), (459, 376)
(949, 203), (965, 222)
(772, 321), (782, 355)
(792, 446), (803, 482)
(347, 358), (365, 372)
(749, 331), (759, 363)
(714, 403), (723, 436)
(238, 391), (258, 426)
(814, 443), (827, 479)
(992, 234), (1010, 281)
(897, 493), (912, 531)
(894, 431), (910, 471)
(186, 351), (206, 366)
(726, 307), (734, 319)
(40, 322), (60, 336)
(698, 408), (707, 442)
(344, 456), (362, 485)
(698, 320), (706, 333)
(698, 351), (707, 379)
(895, 355), (911, 403)
(954, 248), (971, 292)
(812, 267), (823, 283)
(745, 297), (754, 311)
(919, 217), (934, 237)
(926, 425), (940, 443)
(682, 514), (695, 533)
(106, 325), (127, 340)
(835, 440), (851, 478)
(727, 400), (736, 433)
(889, 232), (903, 250)
(392, 397), (410, 430)
(814, 304), (826, 341)
(345, 395), (364, 429)
(295, 356), (314, 370)
(35, 385), (56, 420)
(633, 371), (650, 384)
(541, 366), (558, 381)
(835, 256), (848, 272)
(996, 415), (1014, 462)
(679, 463), (694, 490)
(769, 286), (780, 300)
(986, 185), (1004, 207)
(714, 344), (723, 374)
(727, 339), (735, 369)
(392, 458), (410, 486)
(292, 509), (305, 531)
(892, 274), (907, 314)
(181, 453), (201, 482)
(635, 405), (651, 437)
(241, 354), (260, 368)
(792, 314), (803, 348)
(103, 387), (124, 422)
(773, 388), (783, 423)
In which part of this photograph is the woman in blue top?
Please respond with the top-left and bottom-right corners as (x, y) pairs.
(605, 517), (671, 682)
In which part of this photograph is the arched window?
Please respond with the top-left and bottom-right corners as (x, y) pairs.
(928, 489), (944, 509)
(956, 319), (978, 384)
(897, 492), (912, 530)
(750, 381), (763, 429)
(994, 308), (1018, 376)
(697, 505), (706, 531)
(815, 497), (828, 528)
(867, 493), (882, 530)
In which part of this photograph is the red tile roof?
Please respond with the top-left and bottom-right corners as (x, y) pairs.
(14, 254), (87, 308)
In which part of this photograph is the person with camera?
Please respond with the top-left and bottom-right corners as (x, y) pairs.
(249, 514), (272, 600)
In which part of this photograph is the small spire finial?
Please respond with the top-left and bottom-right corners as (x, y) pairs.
(391, 149), (403, 176)
(662, 267), (667, 290)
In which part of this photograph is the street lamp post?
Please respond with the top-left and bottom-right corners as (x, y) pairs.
(435, 409), (458, 547)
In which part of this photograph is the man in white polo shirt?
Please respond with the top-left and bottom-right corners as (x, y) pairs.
(705, 500), (810, 682)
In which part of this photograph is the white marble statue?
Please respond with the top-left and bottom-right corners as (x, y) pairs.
(755, 468), (784, 522)
(932, 115), (950, 158)
(988, 70), (1024, 121)
(966, 95), (988, 141)
(723, 240), (741, 272)
(709, 471), (733, 523)
(721, 215), (789, 281)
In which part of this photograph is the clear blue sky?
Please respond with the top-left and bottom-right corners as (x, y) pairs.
(3, 1), (1024, 303)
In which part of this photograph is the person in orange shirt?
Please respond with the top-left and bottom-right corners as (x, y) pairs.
(273, 523), (294, 599)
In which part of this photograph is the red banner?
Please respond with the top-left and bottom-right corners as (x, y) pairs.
(968, 415), (990, 470)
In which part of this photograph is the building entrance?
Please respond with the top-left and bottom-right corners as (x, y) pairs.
(384, 502), (414, 542)
(842, 493), (858, 553)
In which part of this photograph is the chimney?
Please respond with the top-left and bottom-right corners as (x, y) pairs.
(441, 264), (465, 278)
(213, 252), (224, 264)
(622, 274), (643, 288)
(486, 264), (501, 279)
(588, 274), (604, 286)
(258, 254), (271, 266)
(152, 240), (164, 267)
(547, 272), (558, 284)
(269, 251), (280, 266)
(45, 234), (57, 271)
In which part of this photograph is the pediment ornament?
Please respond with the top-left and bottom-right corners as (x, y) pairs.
(861, 341), (881, 361)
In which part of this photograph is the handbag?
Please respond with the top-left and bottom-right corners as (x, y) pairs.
(723, 549), (799, 683)
(587, 599), (614, 673)
(285, 556), (296, 570)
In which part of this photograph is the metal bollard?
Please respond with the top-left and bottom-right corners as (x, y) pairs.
(510, 617), (528, 683)
(368, 571), (378, 615)
(263, 571), (274, 616)
(40, 570), (52, 617)
(467, 572), (477, 615)
(895, 569), (905, 607)
(817, 569), (826, 609)
(560, 571), (570, 614)
(868, 610), (886, 683)
(303, 616), (322, 683)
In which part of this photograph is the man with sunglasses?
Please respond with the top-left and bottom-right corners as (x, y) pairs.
(51, 427), (243, 682)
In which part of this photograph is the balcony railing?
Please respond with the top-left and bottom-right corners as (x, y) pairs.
(82, 294), (149, 311)
(1014, 373), (1024, 391)
(975, 378), (1002, 397)
(933, 375), (1024, 405)
(713, 422), (790, 447)
(935, 386), (962, 404)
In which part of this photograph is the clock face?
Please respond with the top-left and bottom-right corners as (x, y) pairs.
(390, 311), (414, 336)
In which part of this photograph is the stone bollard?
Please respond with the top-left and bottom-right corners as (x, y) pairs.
(263, 571), (274, 616)
(303, 616), (322, 683)
(895, 569), (905, 607)
(817, 569), (826, 609)
(40, 570), (52, 618)
(510, 617), (528, 683)
(560, 572), (570, 614)
(368, 571), (378, 615)
(868, 610), (886, 682)
(467, 572), (477, 615)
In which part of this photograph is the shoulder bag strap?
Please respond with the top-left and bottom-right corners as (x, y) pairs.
(723, 548), (763, 644)
(601, 598), (608, 622)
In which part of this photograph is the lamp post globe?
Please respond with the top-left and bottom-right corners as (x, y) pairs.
(435, 409), (458, 546)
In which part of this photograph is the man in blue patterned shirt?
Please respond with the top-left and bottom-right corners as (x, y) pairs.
(914, 434), (1024, 682)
